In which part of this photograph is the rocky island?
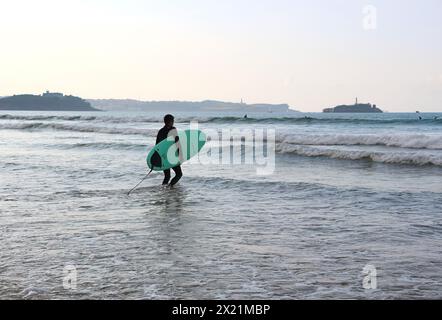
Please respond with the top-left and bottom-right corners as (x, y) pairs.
(0, 91), (99, 111)
(323, 98), (383, 113)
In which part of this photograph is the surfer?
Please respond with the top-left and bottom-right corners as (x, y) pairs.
(156, 114), (183, 187)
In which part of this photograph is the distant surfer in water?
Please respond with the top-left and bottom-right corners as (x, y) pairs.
(416, 111), (422, 120)
(156, 114), (183, 187)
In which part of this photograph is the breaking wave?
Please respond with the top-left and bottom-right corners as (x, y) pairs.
(2, 113), (442, 166)
(0, 122), (156, 136)
(62, 142), (148, 150)
(203, 116), (442, 125)
(277, 133), (442, 150)
(1, 114), (441, 125)
(0, 114), (99, 121)
(276, 144), (442, 166)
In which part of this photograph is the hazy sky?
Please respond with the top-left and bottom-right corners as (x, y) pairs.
(1, 0), (441, 111)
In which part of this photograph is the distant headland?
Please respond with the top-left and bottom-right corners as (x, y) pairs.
(323, 98), (383, 113)
(88, 99), (297, 113)
(0, 91), (99, 111)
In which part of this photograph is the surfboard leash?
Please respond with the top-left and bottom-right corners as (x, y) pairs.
(127, 169), (153, 196)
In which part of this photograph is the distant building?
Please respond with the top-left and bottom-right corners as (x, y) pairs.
(42, 91), (64, 98)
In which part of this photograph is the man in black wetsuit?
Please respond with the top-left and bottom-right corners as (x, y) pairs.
(156, 114), (183, 187)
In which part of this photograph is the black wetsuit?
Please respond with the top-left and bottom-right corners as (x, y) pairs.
(156, 126), (183, 186)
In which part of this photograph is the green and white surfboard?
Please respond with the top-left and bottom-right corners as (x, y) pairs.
(147, 129), (206, 171)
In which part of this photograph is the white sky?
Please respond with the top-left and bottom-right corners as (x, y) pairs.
(0, 0), (441, 111)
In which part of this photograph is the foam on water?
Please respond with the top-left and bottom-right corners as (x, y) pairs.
(0, 122), (157, 136)
(277, 133), (442, 150)
(277, 144), (442, 166)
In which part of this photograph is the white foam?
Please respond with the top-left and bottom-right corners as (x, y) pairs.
(277, 133), (442, 150)
(276, 144), (442, 166)
(0, 122), (157, 136)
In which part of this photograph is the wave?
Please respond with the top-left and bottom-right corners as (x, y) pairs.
(1, 114), (441, 125)
(2, 121), (441, 150)
(0, 122), (156, 136)
(277, 133), (442, 150)
(0, 114), (99, 121)
(0, 114), (163, 123)
(276, 144), (442, 166)
(60, 140), (442, 166)
(203, 116), (442, 125)
(62, 142), (147, 150)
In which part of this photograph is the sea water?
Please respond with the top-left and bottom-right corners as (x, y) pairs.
(0, 111), (441, 299)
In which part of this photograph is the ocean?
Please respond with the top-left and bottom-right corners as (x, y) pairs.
(1, 110), (441, 299)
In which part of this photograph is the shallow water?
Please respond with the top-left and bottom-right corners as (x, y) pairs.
(1, 111), (441, 299)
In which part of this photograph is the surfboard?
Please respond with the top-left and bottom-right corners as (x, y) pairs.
(147, 129), (206, 171)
